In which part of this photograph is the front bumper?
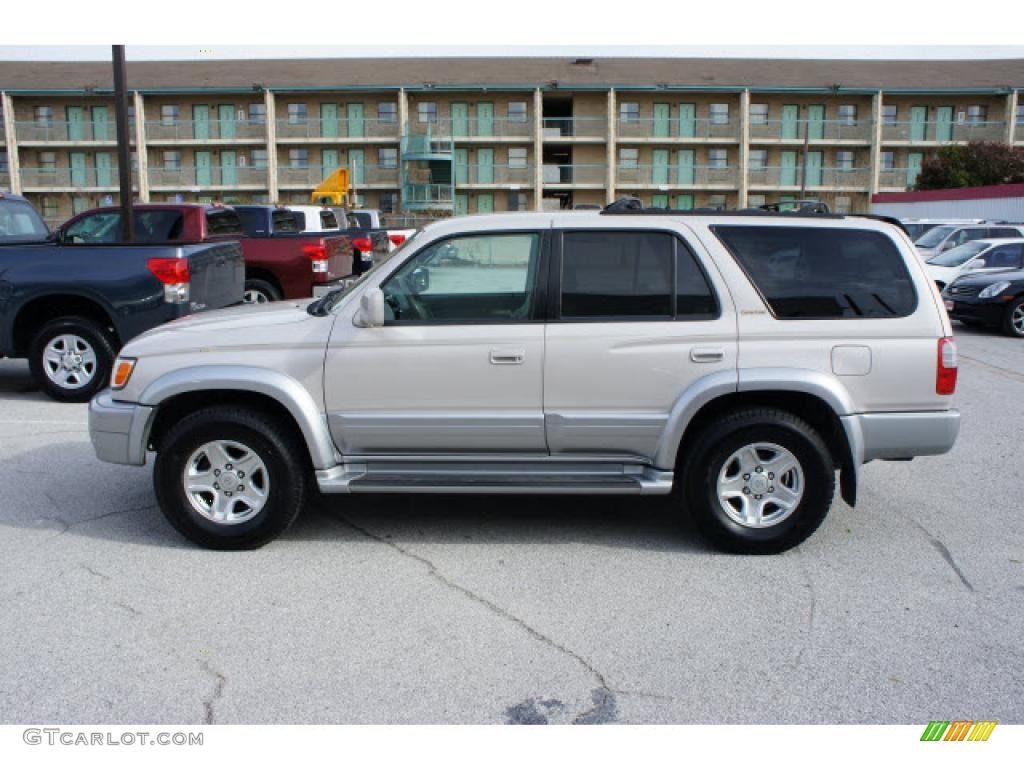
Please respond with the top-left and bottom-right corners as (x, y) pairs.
(843, 409), (961, 464)
(944, 297), (1005, 326)
(88, 391), (154, 466)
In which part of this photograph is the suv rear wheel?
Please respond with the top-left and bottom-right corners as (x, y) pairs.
(154, 405), (308, 549)
(28, 316), (116, 402)
(243, 278), (281, 304)
(682, 408), (835, 554)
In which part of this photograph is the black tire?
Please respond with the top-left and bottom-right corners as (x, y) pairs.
(1002, 297), (1024, 338)
(681, 408), (835, 555)
(243, 278), (281, 304)
(153, 405), (309, 550)
(28, 316), (116, 403)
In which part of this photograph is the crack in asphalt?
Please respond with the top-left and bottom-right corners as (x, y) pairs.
(911, 520), (975, 592)
(200, 661), (227, 725)
(80, 563), (111, 581)
(37, 504), (157, 538)
(793, 555), (818, 668)
(960, 353), (1024, 384)
(335, 513), (626, 723)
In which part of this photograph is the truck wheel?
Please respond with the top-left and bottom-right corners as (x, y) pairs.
(153, 405), (308, 550)
(682, 408), (835, 555)
(1003, 297), (1024, 337)
(28, 316), (116, 403)
(243, 279), (281, 304)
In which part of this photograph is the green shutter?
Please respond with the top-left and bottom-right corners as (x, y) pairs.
(935, 106), (953, 142)
(69, 151), (87, 186)
(652, 149), (669, 185)
(91, 106), (109, 141)
(454, 193), (469, 215)
(910, 107), (928, 141)
(676, 194), (693, 210)
(221, 151), (237, 185)
(454, 148), (469, 184)
(195, 151), (212, 186)
(218, 105), (236, 139)
(95, 152), (113, 186)
(476, 193), (494, 213)
(192, 105), (210, 140)
(320, 103), (339, 139)
(678, 103), (696, 138)
(677, 149), (695, 185)
(806, 105), (824, 140)
(907, 152), (923, 188)
(780, 151), (798, 186)
(653, 103), (670, 138)
(349, 148), (365, 185)
(651, 193), (668, 208)
(476, 148), (494, 184)
(477, 103), (494, 137)
(781, 105), (799, 140)
(347, 104), (364, 138)
(805, 151), (822, 187)
(66, 107), (85, 141)
(451, 103), (469, 136)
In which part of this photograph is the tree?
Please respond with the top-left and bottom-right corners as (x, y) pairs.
(915, 141), (1024, 190)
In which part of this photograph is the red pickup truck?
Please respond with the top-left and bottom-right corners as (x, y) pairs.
(53, 204), (352, 303)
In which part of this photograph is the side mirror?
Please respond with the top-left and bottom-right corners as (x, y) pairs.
(353, 288), (386, 328)
(410, 266), (430, 295)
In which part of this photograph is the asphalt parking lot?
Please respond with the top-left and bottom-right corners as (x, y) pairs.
(1, 325), (1022, 725)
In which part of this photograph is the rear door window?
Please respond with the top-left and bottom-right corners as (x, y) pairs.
(712, 225), (917, 319)
(271, 210), (299, 233)
(319, 210), (339, 229)
(979, 244), (1023, 269)
(63, 211), (121, 243)
(135, 210), (185, 241)
(987, 227), (1022, 239)
(205, 208), (243, 236)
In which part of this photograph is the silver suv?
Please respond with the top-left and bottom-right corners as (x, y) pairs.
(89, 209), (961, 553)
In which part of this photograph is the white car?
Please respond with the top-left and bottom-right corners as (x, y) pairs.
(914, 223), (1024, 261)
(89, 206), (960, 554)
(924, 238), (1024, 291)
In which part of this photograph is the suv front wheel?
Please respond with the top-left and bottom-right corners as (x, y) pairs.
(683, 408), (835, 554)
(154, 405), (308, 549)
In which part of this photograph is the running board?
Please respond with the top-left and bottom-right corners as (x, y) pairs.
(316, 462), (674, 495)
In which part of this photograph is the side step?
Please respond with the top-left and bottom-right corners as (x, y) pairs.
(316, 463), (674, 495)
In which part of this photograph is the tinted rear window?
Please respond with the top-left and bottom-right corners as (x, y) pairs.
(205, 209), (243, 236)
(351, 212), (372, 229)
(134, 211), (185, 242)
(319, 210), (339, 229)
(0, 200), (49, 242)
(712, 225), (917, 319)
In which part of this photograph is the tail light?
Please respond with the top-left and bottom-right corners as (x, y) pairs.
(936, 336), (958, 395)
(147, 257), (190, 303)
(352, 237), (373, 252)
(304, 241), (329, 274)
(388, 234), (406, 246)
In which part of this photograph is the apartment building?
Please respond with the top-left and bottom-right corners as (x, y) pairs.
(1, 56), (1022, 225)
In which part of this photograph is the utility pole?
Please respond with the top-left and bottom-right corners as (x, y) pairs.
(112, 45), (134, 242)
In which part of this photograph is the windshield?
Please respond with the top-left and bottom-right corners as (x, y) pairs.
(0, 199), (50, 242)
(903, 222), (939, 240)
(307, 229), (425, 316)
(927, 241), (989, 267)
(915, 226), (956, 248)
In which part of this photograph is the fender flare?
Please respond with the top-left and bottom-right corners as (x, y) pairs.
(139, 365), (339, 470)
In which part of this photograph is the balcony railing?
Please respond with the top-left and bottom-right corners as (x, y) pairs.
(20, 166), (125, 188)
(617, 117), (740, 141)
(427, 117), (532, 139)
(15, 120), (126, 143)
(748, 119), (871, 142)
(541, 117), (607, 139)
(278, 164), (399, 187)
(542, 164), (606, 185)
(877, 168), (916, 189)
(881, 120), (1006, 143)
(455, 164), (534, 185)
(275, 117), (400, 140)
(145, 119), (266, 142)
(747, 166), (870, 189)
(148, 165), (268, 188)
(747, 167), (801, 187)
(1016, 123), (1024, 143)
(616, 164), (737, 187)
(0, 171), (10, 189)
(402, 183), (453, 205)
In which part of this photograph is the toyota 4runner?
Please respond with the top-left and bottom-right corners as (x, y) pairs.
(88, 207), (961, 553)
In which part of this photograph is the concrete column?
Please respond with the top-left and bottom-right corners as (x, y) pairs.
(398, 88), (409, 137)
(869, 91), (883, 197)
(264, 90), (278, 202)
(132, 91), (149, 202)
(606, 88), (617, 205)
(738, 89), (750, 209)
(1006, 91), (1018, 145)
(533, 88), (543, 211)
(2, 91), (22, 195)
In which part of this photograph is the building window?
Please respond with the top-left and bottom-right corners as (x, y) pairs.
(966, 105), (988, 124)
(508, 147), (528, 169)
(288, 103), (308, 124)
(508, 191), (528, 211)
(882, 105), (898, 125)
(378, 102), (397, 123)
(836, 150), (855, 170)
(160, 105), (179, 126)
(837, 105), (857, 125)
(0, 151), (7, 172)
(289, 149), (309, 168)
(162, 151), (181, 169)
(747, 194), (766, 207)
(708, 149), (728, 168)
(707, 194), (727, 210)
(749, 149), (768, 169)
(40, 197), (59, 220)
(834, 196), (852, 214)
(709, 104), (730, 125)
(749, 104), (769, 125)
(881, 151), (896, 171)
(379, 191), (397, 213)
(39, 152), (57, 171)
(508, 102), (528, 123)
(417, 102), (437, 123)
(34, 106), (54, 125)
(1017, 104), (1024, 122)
(619, 102), (640, 123)
(619, 148), (639, 168)
(248, 104), (266, 124)
(378, 148), (398, 169)
(251, 149), (268, 169)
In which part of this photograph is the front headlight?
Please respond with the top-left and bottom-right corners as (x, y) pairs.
(978, 281), (1011, 299)
(111, 357), (136, 389)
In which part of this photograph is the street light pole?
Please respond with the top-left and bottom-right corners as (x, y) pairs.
(112, 45), (134, 242)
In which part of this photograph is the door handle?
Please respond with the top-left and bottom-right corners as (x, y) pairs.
(490, 348), (525, 365)
(690, 347), (725, 363)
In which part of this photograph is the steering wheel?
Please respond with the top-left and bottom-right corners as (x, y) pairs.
(397, 273), (432, 320)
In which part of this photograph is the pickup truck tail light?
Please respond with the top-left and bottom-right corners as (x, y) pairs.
(147, 257), (190, 304)
(936, 336), (958, 395)
(303, 241), (329, 274)
(352, 237), (373, 253)
(388, 234), (406, 246)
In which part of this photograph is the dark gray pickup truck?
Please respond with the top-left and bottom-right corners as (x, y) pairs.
(0, 194), (244, 401)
